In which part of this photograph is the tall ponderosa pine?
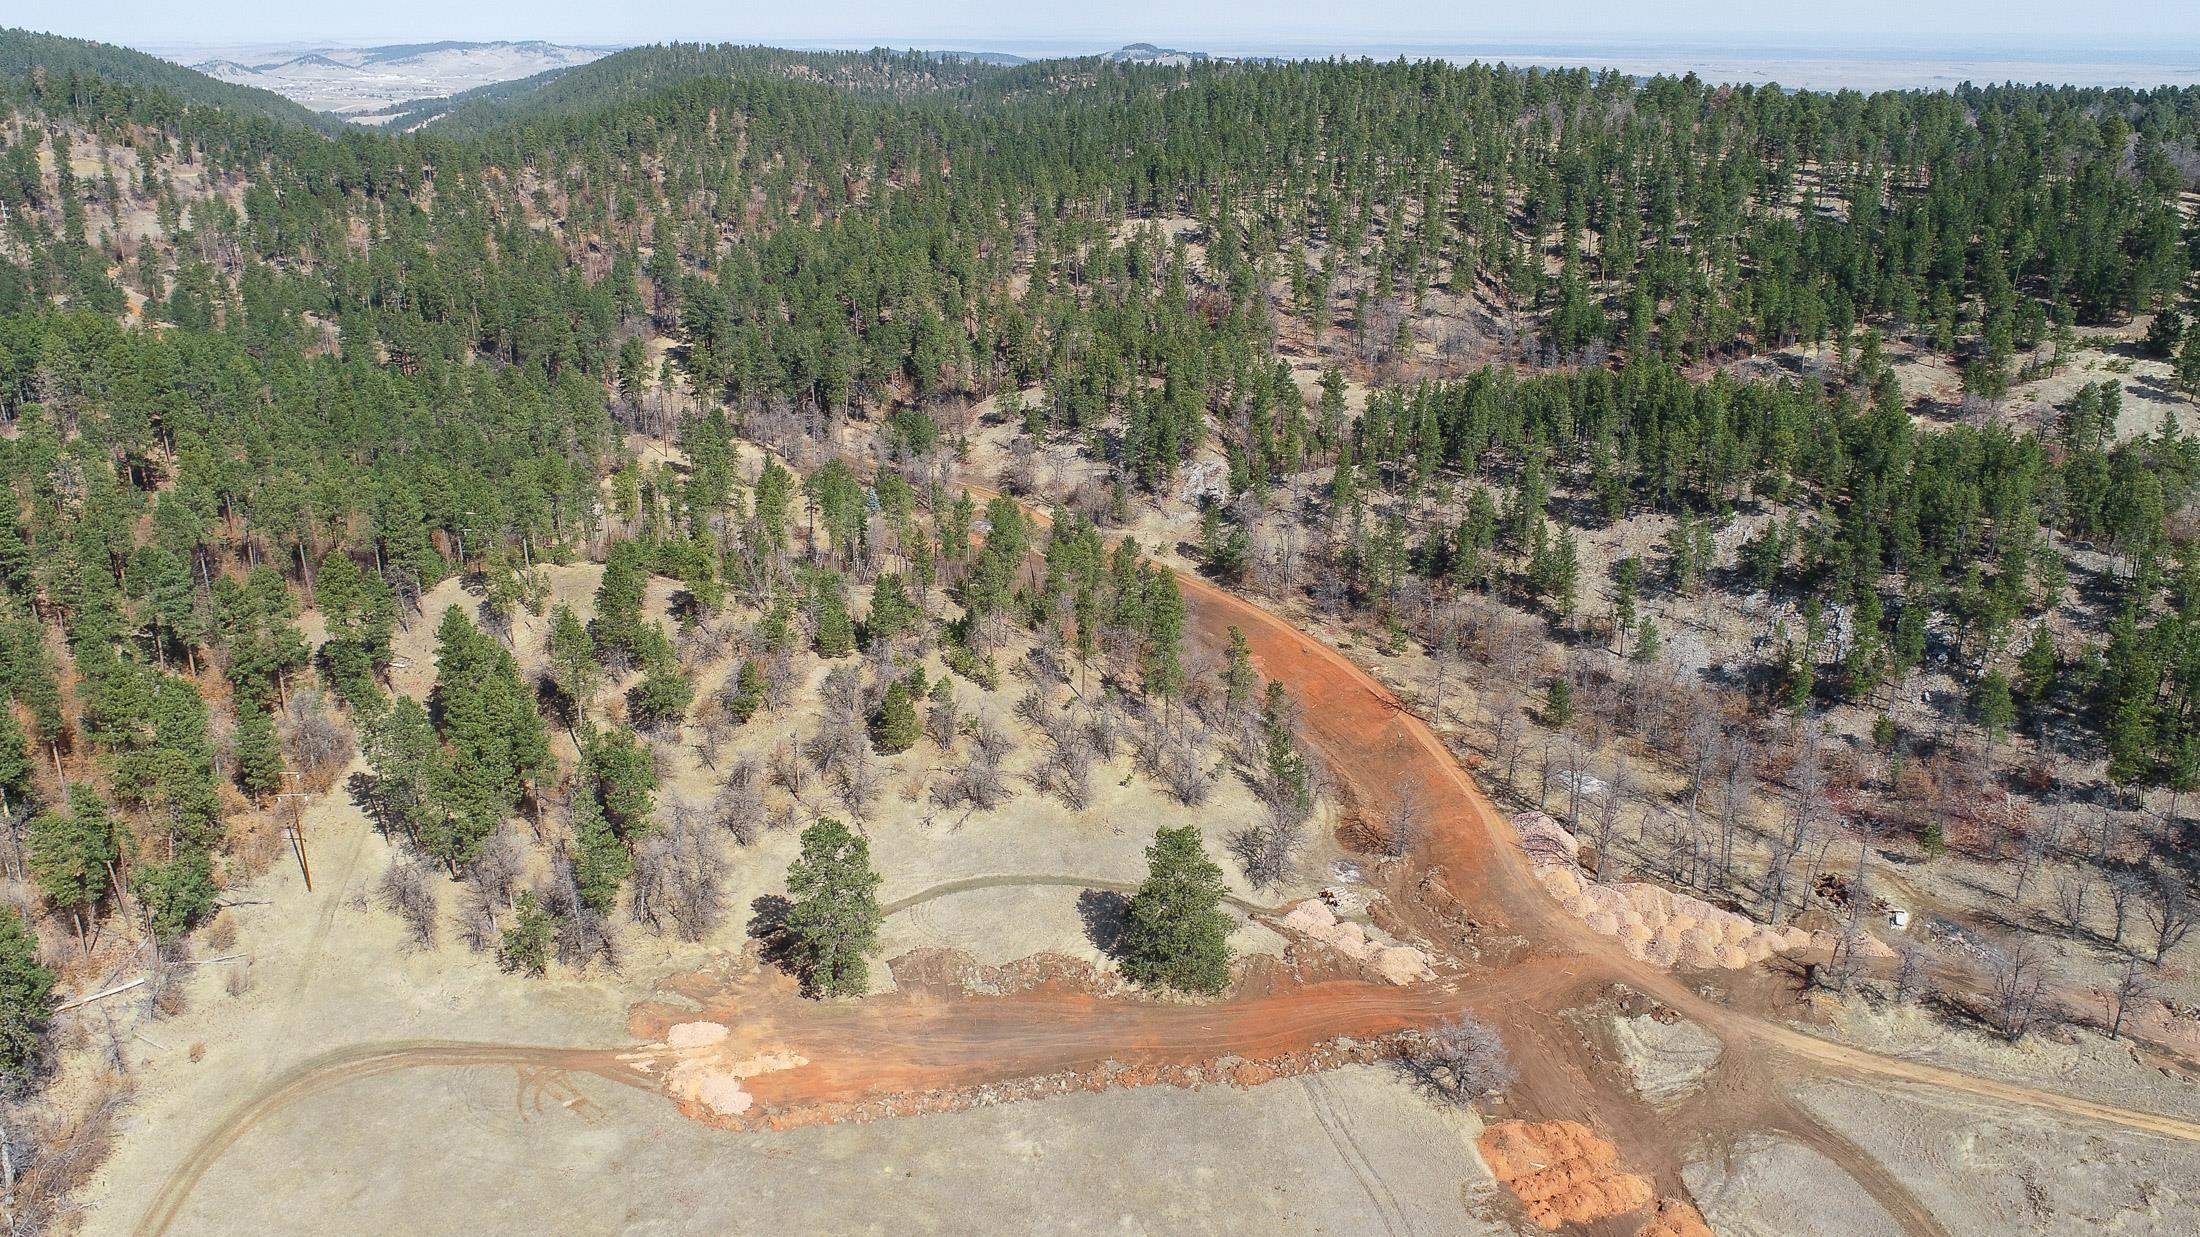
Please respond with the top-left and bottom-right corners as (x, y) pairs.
(427, 606), (549, 867)
(783, 817), (882, 997)
(1119, 825), (1234, 995)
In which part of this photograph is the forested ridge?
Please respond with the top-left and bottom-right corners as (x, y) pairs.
(0, 33), (2196, 1186)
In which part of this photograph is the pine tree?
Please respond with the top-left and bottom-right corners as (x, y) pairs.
(233, 697), (285, 801)
(864, 573), (919, 646)
(728, 658), (767, 723)
(2017, 623), (2058, 703)
(568, 790), (629, 914)
(593, 540), (651, 662)
(133, 850), (216, 942)
(28, 786), (119, 939)
(501, 890), (554, 976)
(872, 679), (921, 754)
(1119, 825), (1234, 995)
(812, 583), (857, 658)
(0, 707), (31, 813)
(546, 605), (598, 719)
(783, 817), (882, 997)
(0, 907), (52, 1080)
(1222, 626), (1259, 716)
(625, 626), (692, 731)
(1542, 676), (1574, 727)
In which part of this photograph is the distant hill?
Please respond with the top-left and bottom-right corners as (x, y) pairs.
(180, 39), (608, 120)
(408, 43), (1007, 136)
(0, 27), (339, 131)
(1103, 43), (1210, 66)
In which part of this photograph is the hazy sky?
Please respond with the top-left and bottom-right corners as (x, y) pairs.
(14, 0), (2200, 50)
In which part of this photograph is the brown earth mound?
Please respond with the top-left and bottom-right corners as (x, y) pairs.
(1477, 1118), (1655, 1229)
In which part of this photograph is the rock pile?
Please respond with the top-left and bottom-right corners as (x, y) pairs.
(1277, 899), (1437, 984)
(1514, 812), (1872, 970)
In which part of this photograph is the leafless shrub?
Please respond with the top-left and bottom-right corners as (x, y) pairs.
(712, 758), (766, 845)
(1984, 937), (2051, 1041)
(4, 1074), (133, 1234)
(282, 689), (353, 782)
(540, 866), (617, 971)
(762, 648), (800, 711)
(1400, 1014), (1516, 1104)
(970, 716), (1016, 766)
(465, 827), (525, 907)
(770, 742), (816, 801)
(224, 964), (252, 998)
(1084, 702), (1121, 761)
(2145, 870), (2195, 964)
(631, 806), (728, 941)
(2053, 869), (2092, 936)
(1230, 817), (1302, 890)
(1380, 779), (1424, 859)
(933, 750), (1009, 811)
(376, 859), (439, 948)
(835, 741), (883, 819)
(1036, 726), (1095, 810)
(1015, 689), (1059, 733)
(1159, 738), (1213, 806)
(457, 885), (500, 954)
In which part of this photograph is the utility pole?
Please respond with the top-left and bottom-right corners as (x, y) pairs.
(277, 770), (313, 892)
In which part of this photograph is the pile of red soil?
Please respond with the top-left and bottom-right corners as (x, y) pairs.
(1476, 1119), (1655, 1230)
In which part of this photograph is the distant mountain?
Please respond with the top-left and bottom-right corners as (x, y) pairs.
(171, 39), (609, 120)
(0, 27), (339, 132)
(1103, 43), (1210, 66)
(407, 43), (1007, 137)
(923, 49), (1031, 67)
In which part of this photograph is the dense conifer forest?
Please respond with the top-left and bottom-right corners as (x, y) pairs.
(0, 35), (2197, 1190)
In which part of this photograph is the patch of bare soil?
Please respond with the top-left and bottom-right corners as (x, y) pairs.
(1476, 1118), (1655, 1229)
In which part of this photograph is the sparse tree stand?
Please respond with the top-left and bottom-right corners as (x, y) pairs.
(783, 818), (883, 997)
(1118, 825), (1235, 995)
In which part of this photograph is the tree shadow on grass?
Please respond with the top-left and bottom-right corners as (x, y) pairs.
(1077, 888), (1128, 958)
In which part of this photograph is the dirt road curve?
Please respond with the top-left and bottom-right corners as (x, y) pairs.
(1173, 561), (2200, 1147)
(130, 484), (2200, 1236)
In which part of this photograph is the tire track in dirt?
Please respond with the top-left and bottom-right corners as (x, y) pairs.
(880, 873), (1276, 917)
(1299, 1072), (1413, 1237)
(131, 1040), (652, 1237)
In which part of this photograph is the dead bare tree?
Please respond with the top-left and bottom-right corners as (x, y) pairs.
(1381, 778), (1425, 859)
(1399, 1014), (1517, 1105)
(464, 826), (525, 908)
(375, 860), (438, 948)
(711, 758), (766, 846)
(282, 689), (353, 780)
(1036, 717), (1096, 810)
(456, 884), (500, 954)
(2109, 955), (2156, 1040)
(2104, 868), (2141, 947)
(1891, 945), (1932, 1005)
(1983, 937), (2051, 1041)
(2144, 870), (2195, 964)
(630, 806), (728, 941)
(1160, 738), (1214, 806)
(2052, 869), (2093, 937)
(540, 864), (616, 970)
